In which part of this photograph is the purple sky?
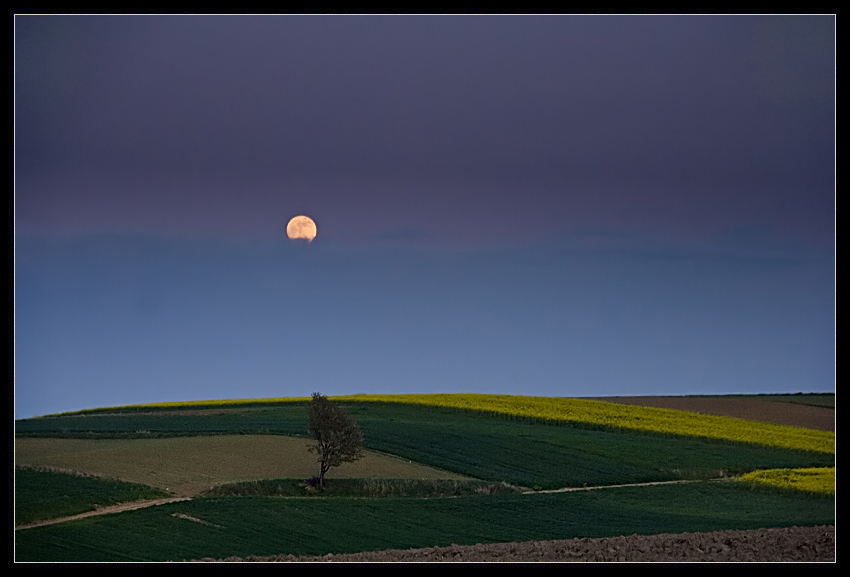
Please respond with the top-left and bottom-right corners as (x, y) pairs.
(14, 15), (835, 418)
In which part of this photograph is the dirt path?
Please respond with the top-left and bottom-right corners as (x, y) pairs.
(15, 497), (191, 530)
(527, 478), (710, 494)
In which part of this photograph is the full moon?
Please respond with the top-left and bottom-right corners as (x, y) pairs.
(286, 215), (317, 242)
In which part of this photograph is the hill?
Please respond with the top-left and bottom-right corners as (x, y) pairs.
(14, 393), (835, 562)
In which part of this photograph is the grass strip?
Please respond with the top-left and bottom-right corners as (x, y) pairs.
(201, 478), (521, 498)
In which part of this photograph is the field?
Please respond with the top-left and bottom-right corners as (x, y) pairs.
(15, 468), (169, 526)
(28, 393), (833, 452)
(231, 526), (835, 562)
(14, 482), (834, 562)
(738, 467), (835, 495)
(585, 395), (835, 431)
(14, 393), (835, 562)
(719, 393), (835, 409)
(15, 435), (467, 497)
(16, 403), (833, 491)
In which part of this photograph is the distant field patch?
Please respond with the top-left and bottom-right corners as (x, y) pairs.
(583, 396), (835, 432)
(46, 397), (308, 417)
(14, 468), (168, 526)
(728, 394), (835, 409)
(737, 467), (835, 496)
(15, 435), (467, 497)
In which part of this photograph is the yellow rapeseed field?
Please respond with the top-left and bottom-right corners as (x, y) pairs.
(52, 393), (834, 455)
(333, 394), (834, 455)
(737, 467), (835, 495)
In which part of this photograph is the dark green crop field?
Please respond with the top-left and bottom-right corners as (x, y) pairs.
(14, 481), (834, 562)
(16, 402), (833, 490)
(15, 402), (311, 436)
(14, 468), (168, 526)
(15, 397), (834, 561)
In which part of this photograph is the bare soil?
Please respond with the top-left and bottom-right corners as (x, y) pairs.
(586, 396), (835, 432)
(205, 525), (835, 562)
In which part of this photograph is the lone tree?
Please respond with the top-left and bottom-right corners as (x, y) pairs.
(307, 392), (364, 490)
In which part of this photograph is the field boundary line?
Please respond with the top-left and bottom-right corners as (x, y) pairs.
(15, 497), (191, 530)
(527, 478), (720, 494)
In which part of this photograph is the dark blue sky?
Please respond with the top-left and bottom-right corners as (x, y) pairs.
(14, 15), (835, 418)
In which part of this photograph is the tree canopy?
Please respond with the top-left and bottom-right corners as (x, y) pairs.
(307, 393), (364, 490)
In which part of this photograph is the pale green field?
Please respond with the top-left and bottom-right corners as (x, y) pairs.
(15, 435), (468, 497)
(737, 467), (835, 496)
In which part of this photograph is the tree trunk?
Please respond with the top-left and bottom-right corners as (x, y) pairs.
(318, 461), (329, 491)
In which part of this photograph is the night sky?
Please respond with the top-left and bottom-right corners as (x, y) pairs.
(14, 15), (835, 418)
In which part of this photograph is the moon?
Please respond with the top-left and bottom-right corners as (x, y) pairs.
(286, 215), (317, 242)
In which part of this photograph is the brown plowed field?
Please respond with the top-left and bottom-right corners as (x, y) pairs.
(585, 396), (834, 432)
(205, 525), (835, 562)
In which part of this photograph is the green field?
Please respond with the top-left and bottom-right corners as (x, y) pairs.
(14, 394), (836, 561)
(15, 401), (833, 490)
(15, 468), (169, 526)
(24, 393), (834, 453)
(14, 481), (834, 562)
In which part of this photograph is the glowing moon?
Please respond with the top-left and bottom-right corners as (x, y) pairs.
(286, 215), (317, 242)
